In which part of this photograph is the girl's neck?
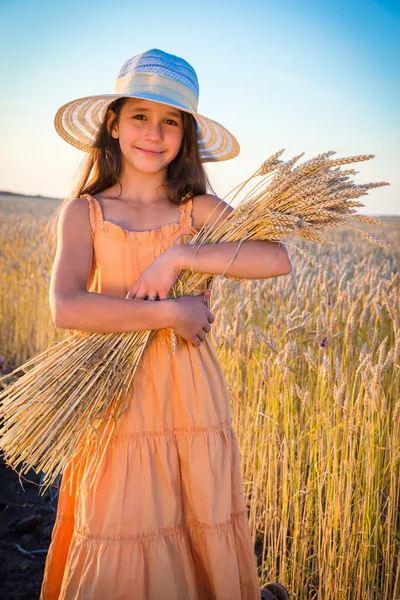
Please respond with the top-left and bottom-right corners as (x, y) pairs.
(108, 166), (169, 207)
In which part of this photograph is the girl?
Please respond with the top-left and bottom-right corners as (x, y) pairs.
(40, 48), (291, 600)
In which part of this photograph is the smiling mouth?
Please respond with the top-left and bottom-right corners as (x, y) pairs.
(136, 147), (163, 155)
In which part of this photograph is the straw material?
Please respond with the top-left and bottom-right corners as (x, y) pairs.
(54, 96), (240, 162)
(53, 48), (240, 162)
(0, 150), (390, 493)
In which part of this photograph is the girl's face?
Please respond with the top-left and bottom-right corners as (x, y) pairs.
(109, 98), (184, 175)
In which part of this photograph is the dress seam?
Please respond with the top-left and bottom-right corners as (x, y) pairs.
(94, 224), (197, 243)
(73, 509), (249, 542)
(111, 418), (233, 439)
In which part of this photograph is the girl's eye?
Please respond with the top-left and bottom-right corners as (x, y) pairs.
(133, 115), (178, 126)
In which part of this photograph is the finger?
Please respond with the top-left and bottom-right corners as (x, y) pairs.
(126, 280), (140, 299)
(207, 312), (215, 323)
(157, 288), (170, 301)
(134, 284), (149, 301)
(196, 330), (206, 341)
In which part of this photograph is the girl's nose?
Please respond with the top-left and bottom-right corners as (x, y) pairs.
(144, 122), (163, 141)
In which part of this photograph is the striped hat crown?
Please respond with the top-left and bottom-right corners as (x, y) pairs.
(54, 48), (239, 163)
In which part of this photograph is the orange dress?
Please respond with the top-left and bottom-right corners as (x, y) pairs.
(40, 194), (261, 600)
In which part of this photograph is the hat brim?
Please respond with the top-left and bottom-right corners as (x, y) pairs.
(54, 94), (240, 162)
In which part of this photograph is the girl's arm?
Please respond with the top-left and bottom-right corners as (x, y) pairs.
(171, 239), (291, 280)
(50, 198), (177, 333)
(170, 194), (292, 279)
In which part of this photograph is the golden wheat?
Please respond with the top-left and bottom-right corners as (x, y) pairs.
(0, 151), (394, 498)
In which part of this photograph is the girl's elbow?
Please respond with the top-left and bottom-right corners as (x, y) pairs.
(280, 257), (293, 275)
(53, 312), (68, 329)
(277, 245), (293, 275)
(50, 294), (70, 329)
(52, 306), (66, 329)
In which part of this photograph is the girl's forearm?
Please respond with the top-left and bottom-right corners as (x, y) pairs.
(52, 290), (176, 333)
(170, 240), (292, 279)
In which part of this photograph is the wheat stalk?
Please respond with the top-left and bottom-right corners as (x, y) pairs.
(0, 149), (391, 492)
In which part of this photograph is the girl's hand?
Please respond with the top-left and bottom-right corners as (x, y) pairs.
(126, 249), (180, 301)
(170, 294), (215, 347)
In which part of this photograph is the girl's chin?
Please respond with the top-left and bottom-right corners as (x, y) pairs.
(125, 162), (169, 175)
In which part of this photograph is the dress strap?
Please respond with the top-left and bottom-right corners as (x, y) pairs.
(81, 194), (104, 236)
(178, 197), (194, 228)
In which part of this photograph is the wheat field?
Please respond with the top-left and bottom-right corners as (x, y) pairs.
(0, 193), (399, 600)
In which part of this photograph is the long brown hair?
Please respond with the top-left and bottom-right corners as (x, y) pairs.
(46, 97), (216, 245)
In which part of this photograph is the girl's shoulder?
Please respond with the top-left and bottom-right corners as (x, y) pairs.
(191, 193), (234, 230)
(57, 196), (96, 240)
(59, 196), (93, 223)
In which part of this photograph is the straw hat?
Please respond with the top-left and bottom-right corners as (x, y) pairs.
(54, 48), (240, 163)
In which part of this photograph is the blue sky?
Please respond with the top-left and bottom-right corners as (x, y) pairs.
(1, 0), (399, 215)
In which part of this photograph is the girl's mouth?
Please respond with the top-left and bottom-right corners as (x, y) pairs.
(136, 147), (163, 156)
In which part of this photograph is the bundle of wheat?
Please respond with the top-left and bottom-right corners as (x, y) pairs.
(0, 150), (390, 493)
